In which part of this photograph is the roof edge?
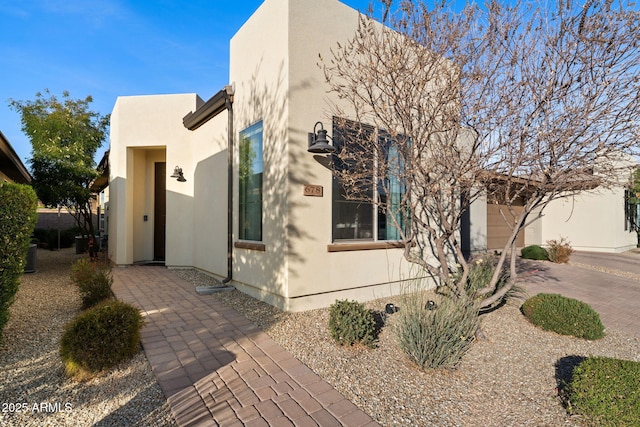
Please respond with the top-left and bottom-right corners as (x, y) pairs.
(183, 86), (234, 131)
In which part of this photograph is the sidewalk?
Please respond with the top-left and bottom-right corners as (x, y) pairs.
(112, 266), (380, 427)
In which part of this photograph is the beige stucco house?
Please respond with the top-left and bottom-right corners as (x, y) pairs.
(108, 0), (637, 312)
(108, 0), (425, 311)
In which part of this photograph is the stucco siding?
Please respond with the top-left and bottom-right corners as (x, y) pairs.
(229, 0), (290, 299)
(536, 188), (636, 253)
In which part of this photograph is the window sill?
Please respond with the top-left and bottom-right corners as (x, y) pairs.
(234, 241), (266, 251)
(327, 241), (405, 252)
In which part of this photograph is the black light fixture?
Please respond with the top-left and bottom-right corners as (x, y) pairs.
(170, 166), (186, 182)
(425, 300), (437, 310)
(308, 121), (335, 153)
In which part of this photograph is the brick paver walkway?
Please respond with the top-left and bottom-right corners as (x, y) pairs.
(521, 251), (640, 339)
(112, 266), (379, 427)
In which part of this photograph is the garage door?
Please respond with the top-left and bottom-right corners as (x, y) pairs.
(487, 204), (525, 250)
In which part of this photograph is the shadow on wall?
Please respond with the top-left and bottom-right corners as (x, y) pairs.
(192, 148), (229, 275)
(230, 58), (318, 302)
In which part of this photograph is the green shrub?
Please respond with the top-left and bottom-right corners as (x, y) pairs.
(71, 258), (113, 308)
(521, 245), (550, 260)
(547, 237), (574, 263)
(395, 289), (479, 369)
(521, 293), (604, 340)
(458, 256), (519, 301)
(60, 300), (144, 379)
(564, 356), (640, 426)
(0, 182), (38, 343)
(329, 299), (377, 347)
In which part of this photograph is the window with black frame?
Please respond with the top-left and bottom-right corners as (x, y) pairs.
(332, 117), (408, 242)
(239, 121), (263, 241)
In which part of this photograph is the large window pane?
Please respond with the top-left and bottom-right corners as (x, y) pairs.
(332, 117), (408, 242)
(239, 121), (263, 241)
(332, 118), (374, 241)
(378, 135), (407, 240)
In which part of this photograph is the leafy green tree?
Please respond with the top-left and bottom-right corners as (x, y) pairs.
(9, 90), (109, 248)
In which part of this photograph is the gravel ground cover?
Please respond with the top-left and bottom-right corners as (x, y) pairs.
(3, 249), (639, 427)
(0, 248), (175, 427)
(176, 268), (640, 427)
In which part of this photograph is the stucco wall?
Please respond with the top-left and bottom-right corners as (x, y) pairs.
(530, 187), (636, 253)
(229, 0), (291, 303)
(109, 94), (219, 266)
(225, 0), (424, 311)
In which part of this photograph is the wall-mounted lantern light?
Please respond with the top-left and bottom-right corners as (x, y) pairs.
(170, 166), (186, 182)
(308, 121), (335, 153)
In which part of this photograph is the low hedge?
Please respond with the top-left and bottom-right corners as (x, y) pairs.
(33, 227), (77, 249)
(521, 293), (604, 340)
(564, 356), (640, 426)
(521, 245), (550, 261)
(0, 182), (38, 343)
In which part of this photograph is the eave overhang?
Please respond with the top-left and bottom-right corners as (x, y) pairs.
(0, 131), (32, 184)
(183, 89), (229, 131)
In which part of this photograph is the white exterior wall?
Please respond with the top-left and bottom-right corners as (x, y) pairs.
(529, 187), (636, 253)
(191, 113), (229, 277)
(109, 0), (431, 311)
(109, 94), (228, 271)
(229, 0), (291, 306)
(225, 0), (420, 311)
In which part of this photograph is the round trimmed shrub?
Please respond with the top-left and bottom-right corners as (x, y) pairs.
(71, 258), (113, 308)
(60, 300), (145, 378)
(329, 299), (377, 347)
(521, 293), (604, 340)
(521, 245), (550, 261)
(564, 356), (640, 426)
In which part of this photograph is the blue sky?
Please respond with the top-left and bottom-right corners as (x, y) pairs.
(1, 0), (375, 166)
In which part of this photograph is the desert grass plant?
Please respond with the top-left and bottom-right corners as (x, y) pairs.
(395, 280), (480, 369)
(457, 255), (524, 306)
(546, 236), (574, 263)
(521, 293), (605, 340)
(328, 299), (378, 347)
(60, 300), (144, 380)
(563, 356), (640, 426)
(71, 258), (113, 308)
(521, 245), (550, 261)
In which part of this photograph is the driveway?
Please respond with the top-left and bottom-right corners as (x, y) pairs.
(520, 250), (640, 339)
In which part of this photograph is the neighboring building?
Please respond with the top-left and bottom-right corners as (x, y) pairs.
(0, 131), (31, 184)
(109, 0), (424, 311)
(471, 165), (638, 254)
(526, 185), (638, 253)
